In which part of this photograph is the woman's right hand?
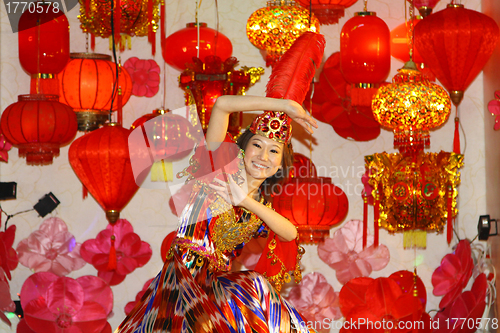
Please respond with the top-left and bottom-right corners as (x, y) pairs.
(282, 99), (318, 135)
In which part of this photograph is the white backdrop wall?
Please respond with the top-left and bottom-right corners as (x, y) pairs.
(0, 0), (497, 332)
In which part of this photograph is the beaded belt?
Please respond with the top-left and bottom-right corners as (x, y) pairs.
(167, 237), (229, 272)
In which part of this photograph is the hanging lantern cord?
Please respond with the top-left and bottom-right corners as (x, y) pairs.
(109, 0), (119, 122)
(196, 0), (200, 59)
(214, 0), (219, 56)
(408, 0), (415, 62)
(309, 0), (312, 28)
(364, 0), (368, 12)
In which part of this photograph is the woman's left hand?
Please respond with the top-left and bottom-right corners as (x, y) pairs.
(208, 175), (249, 207)
(283, 99), (318, 135)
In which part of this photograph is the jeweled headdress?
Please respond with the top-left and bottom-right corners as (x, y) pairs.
(249, 32), (326, 144)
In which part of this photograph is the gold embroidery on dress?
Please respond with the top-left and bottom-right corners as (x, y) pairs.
(210, 195), (269, 269)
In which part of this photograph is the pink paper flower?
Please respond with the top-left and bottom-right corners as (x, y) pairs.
(0, 267), (15, 327)
(287, 272), (341, 332)
(123, 57), (160, 97)
(0, 225), (18, 281)
(20, 272), (113, 333)
(16, 217), (86, 276)
(487, 90), (500, 130)
(124, 278), (154, 315)
(432, 240), (473, 309)
(432, 273), (488, 333)
(80, 219), (152, 286)
(0, 132), (12, 163)
(318, 220), (390, 285)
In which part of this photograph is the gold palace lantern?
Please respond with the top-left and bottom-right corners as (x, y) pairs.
(247, 0), (320, 67)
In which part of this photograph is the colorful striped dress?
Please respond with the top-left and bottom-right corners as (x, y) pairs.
(117, 137), (313, 333)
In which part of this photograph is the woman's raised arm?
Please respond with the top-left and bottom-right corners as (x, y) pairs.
(205, 95), (317, 149)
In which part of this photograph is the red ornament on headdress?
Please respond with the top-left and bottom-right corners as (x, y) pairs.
(249, 32), (326, 143)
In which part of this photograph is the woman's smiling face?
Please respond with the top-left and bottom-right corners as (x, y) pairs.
(243, 134), (284, 181)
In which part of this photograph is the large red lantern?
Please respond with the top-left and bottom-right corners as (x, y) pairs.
(163, 23), (233, 72)
(0, 94), (77, 165)
(273, 155), (348, 244)
(18, 4), (69, 95)
(305, 52), (381, 141)
(58, 53), (132, 131)
(296, 0), (358, 25)
(69, 123), (140, 224)
(414, 4), (499, 106)
(340, 11), (390, 106)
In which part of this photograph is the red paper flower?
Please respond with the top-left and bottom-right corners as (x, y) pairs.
(318, 220), (390, 284)
(0, 131), (12, 163)
(287, 272), (341, 332)
(431, 240), (473, 309)
(20, 272), (113, 333)
(432, 273), (488, 333)
(124, 278), (154, 315)
(487, 90), (500, 130)
(339, 276), (426, 333)
(0, 225), (18, 281)
(0, 267), (15, 327)
(16, 217), (86, 276)
(80, 219), (152, 286)
(123, 57), (160, 97)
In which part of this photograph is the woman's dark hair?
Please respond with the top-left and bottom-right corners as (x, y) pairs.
(236, 130), (293, 202)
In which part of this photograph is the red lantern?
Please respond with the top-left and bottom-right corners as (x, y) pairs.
(130, 109), (198, 181)
(296, 0), (358, 25)
(289, 153), (317, 179)
(340, 12), (390, 106)
(58, 53), (133, 131)
(68, 123), (140, 224)
(273, 155), (348, 244)
(0, 94), (77, 165)
(163, 23), (233, 71)
(415, 4), (499, 106)
(79, 0), (160, 53)
(18, 4), (69, 95)
(305, 52), (381, 141)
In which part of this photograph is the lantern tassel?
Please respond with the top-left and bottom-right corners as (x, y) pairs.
(148, 0), (155, 55)
(151, 160), (173, 182)
(447, 185), (453, 244)
(403, 230), (427, 249)
(161, 2), (166, 47)
(117, 61), (123, 126)
(374, 196), (379, 248)
(107, 235), (117, 270)
(453, 117), (460, 154)
(83, 185), (88, 200)
(362, 195), (368, 249)
(91, 33), (95, 51)
(114, 0), (121, 49)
